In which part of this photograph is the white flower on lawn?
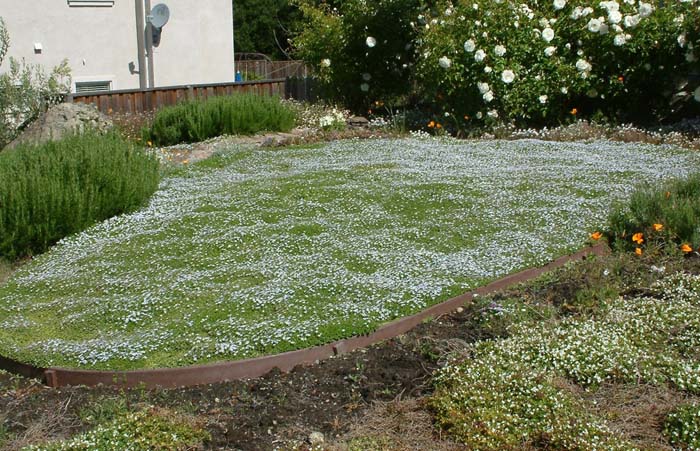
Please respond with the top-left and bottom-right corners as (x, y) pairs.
(484, 66), (493, 73)
(495, 45), (507, 56)
(539, 95), (548, 104)
(612, 24), (623, 33)
(501, 69), (515, 83)
(438, 56), (452, 68)
(601, 1), (620, 11)
(483, 91), (494, 102)
(539, 18), (549, 28)
(445, 7), (453, 15)
(582, 7), (594, 16)
(608, 10), (622, 23)
(321, 58), (331, 68)
(362, 73), (372, 81)
(694, 86), (700, 102)
(624, 14), (640, 28)
(464, 39), (476, 52)
(487, 109), (498, 118)
(678, 34), (687, 47)
(554, 0), (566, 10)
(478, 82), (491, 94)
(544, 46), (556, 56)
(475, 49), (486, 62)
(360, 83), (370, 92)
(587, 18), (602, 33)
(638, 2), (653, 18)
(542, 27), (555, 42)
(366, 36), (377, 48)
(473, 3), (479, 10)
(571, 6), (583, 19)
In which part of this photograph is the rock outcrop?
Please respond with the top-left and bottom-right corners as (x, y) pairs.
(5, 102), (112, 150)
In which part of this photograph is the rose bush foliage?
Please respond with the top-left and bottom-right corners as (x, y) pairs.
(292, 0), (429, 112)
(415, 0), (700, 125)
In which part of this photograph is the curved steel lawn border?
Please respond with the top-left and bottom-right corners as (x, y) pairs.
(0, 245), (608, 389)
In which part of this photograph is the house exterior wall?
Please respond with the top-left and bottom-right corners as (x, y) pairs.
(0, 1), (234, 91)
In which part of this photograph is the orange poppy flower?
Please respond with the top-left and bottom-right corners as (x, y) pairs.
(570, 108), (578, 115)
(618, 75), (624, 82)
(147, 141), (153, 147)
(428, 121), (435, 128)
(652, 223), (664, 232)
(665, 191), (671, 199)
(436, 123), (443, 129)
(681, 243), (693, 253)
(590, 231), (603, 240)
(635, 247), (643, 256)
(632, 233), (644, 244)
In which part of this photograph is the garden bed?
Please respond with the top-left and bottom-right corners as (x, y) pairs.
(0, 137), (698, 371)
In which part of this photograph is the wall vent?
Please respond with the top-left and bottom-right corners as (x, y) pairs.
(75, 81), (112, 93)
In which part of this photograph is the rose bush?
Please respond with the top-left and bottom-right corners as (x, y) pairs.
(292, 0), (428, 112)
(415, 0), (700, 126)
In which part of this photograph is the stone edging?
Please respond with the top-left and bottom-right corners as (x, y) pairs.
(0, 245), (608, 389)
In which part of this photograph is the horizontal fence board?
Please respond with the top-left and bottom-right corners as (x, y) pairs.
(68, 80), (288, 115)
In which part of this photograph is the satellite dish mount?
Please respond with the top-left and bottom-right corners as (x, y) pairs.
(147, 3), (170, 47)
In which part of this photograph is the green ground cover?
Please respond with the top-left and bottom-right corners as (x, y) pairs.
(0, 137), (698, 370)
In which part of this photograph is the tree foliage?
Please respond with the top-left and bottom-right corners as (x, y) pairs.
(234, 0), (301, 59)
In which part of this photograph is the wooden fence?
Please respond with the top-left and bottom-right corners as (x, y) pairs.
(236, 60), (310, 80)
(68, 79), (286, 115)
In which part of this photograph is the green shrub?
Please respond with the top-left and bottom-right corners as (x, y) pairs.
(608, 173), (700, 253)
(664, 403), (700, 451)
(414, 0), (700, 127)
(143, 93), (296, 146)
(23, 408), (210, 451)
(292, 0), (426, 113)
(0, 130), (160, 260)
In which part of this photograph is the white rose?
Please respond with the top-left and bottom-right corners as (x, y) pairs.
(438, 56), (452, 68)
(587, 18), (602, 33)
(561, 86), (569, 94)
(464, 39), (476, 52)
(484, 66), (493, 73)
(539, 95), (548, 104)
(624, 14), (640, 28)
(501, 69), (515, 83)
(487, 109), (499, 118)
(613, 34), (627, 46)
(483, 91), (494, 102)
(638, 2), (653, 18)
(542, 27), (555, 42)
(320, 58), (331, 68)
(599, 23), (610, 35)
(476, 112), (483, 119)
(678, 34), (687, 47)
(495, 45), (507, 56)
(474, 49), (486, 62)
(477, 82), (491, 94)
(608, 10), (622, 23)
(366, 36), (377, 48)
(576, 58), (591, 72)
(554, 0), (566, 10)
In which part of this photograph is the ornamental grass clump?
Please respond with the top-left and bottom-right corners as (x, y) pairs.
(143, 93), (296, 146)
(0, 130), (160, 260)
(607, 172), (700, 254)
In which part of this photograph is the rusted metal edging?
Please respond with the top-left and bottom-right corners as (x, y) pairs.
(1, 245), (607, 389)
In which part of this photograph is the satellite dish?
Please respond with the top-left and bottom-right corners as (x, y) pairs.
(149, 4), (170, 29)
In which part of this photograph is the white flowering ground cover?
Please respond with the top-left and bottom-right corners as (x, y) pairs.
(0, 138), (699, 370)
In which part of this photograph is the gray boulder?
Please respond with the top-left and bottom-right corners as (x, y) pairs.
(5, 102), (113, 150)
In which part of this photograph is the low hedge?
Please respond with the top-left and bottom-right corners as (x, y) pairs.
(143, 93), (297, 146)
(0, 130), (160, 260)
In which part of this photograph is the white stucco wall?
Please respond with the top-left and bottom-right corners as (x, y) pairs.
(0, 0), (234, 91)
